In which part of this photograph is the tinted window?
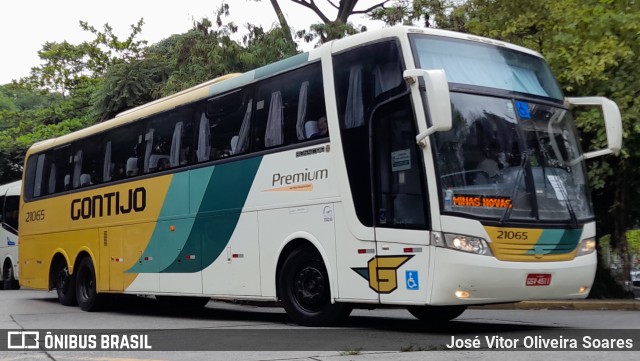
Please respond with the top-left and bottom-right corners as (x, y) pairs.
(333, 40), (407, 226)
(253, 62), (326, 151)
(3, 195), (19, 233)
(195, 89), (251, 162)
(142, 104), (195, 174)
(104, 124), (145, 180)
(72, 137), (104, 188)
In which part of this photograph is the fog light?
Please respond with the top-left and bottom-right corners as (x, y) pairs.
(455, 290), (470, 299)
(579, 286), (589, 294)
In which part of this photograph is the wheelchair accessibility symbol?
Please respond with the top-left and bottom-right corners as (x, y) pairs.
(515, 100), (531, 119)
(405, 270), (419, 290)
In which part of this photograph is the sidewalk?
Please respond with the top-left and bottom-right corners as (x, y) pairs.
(472, 299), (640, 311)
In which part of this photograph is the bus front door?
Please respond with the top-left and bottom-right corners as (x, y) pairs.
(372, 95), (432, 304)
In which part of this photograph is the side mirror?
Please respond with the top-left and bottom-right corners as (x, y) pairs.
(403, 69), (452, 146)
(566, 96), (622, 159)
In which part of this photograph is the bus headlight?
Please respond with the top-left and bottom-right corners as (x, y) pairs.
(443, 233), (492, 256)
(576, 238), (596, 256)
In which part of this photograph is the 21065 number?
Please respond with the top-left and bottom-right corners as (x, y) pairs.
(25, 209), (45, 222)
(497, 230), (528, 240)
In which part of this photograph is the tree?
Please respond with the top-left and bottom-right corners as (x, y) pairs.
(366, 0), (471, 32)
(0, 93), (16, 112)
(0, 83), (63, 111)
(0, 20), (149, 181)
(257, 0), (392, 44)
(91, 58), (171, 120)
(26, 19), (147, 97)
(92, 2), (299, 117)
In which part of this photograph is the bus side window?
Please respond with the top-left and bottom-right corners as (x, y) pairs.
(71, 137), (103, 188)
(0, 195), (4, 223)
(253, 62), (326, 150)
(43, 145), (74, 194)
(106, 124), (144, 180)
(3, 195), (19, 234)
(202, 89), (249, 161)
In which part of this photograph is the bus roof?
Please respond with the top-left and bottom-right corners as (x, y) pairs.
(0, 180), (21, 197)
(26, 26), (544, 156)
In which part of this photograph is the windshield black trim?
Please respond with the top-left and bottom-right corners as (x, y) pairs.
(448, 84), (565, 107)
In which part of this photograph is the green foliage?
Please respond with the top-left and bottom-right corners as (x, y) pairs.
(628, 230), (640, 257)
(91, 58), (171, 120)
(0, 93), (16, 112)
(0, 83), (63, 111)
(296, 21), (365, 44)
(26, 18), (148, 96)
(368, 0), (435, 27)
(147, 4), (298, 98)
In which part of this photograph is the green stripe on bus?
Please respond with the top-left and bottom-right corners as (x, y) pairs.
(208, 72), (256, 96)
(208, 53), (309, 96)
(526, 228), (582, 256)
(253, 52), (309, 79)
(128, 157), (263, 274)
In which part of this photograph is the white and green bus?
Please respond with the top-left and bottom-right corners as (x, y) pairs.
(20, 26), (621, 326)
(1, 180), (20, 290)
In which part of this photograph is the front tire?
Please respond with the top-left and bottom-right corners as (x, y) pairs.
(407, 305), (467, 322)
(76, 257), (104, 311)
(279, 247), (351, 326)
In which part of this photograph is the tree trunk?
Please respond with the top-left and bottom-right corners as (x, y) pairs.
(337, 0), (359, 23)
(613, 160), (632, 286)
(269, 0), (296, 47)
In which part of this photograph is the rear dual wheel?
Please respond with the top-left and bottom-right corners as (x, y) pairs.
(55, 265), (77, 306)
(75, 257), (106, 311)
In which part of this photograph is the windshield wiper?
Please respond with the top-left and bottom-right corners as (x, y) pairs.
(499, 151), (529, 225)
(546, 166), (579, 227)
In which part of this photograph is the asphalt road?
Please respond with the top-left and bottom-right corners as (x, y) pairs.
(0, 289), (638, 360)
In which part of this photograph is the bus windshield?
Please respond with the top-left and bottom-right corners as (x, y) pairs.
(410, 35), (592, 224)
(432, 92), (593, 223)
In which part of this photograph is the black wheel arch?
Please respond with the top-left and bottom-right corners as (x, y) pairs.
(49, 251), (93, 290)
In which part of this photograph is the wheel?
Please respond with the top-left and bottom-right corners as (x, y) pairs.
(75, 257), (104, 311)
(3, 262), (19, 290)
(155, 295), (211, 308)
(278, 247), (351, 326)
(55, 265), (77, 306)
(407, 305), (467, 322)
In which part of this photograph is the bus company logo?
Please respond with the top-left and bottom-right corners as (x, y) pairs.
(70, 187), (147, 221)
(264, 168), (328, 192)
(352, 255), (413, 293)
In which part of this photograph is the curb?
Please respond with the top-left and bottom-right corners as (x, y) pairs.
(471, 300), (640, 311)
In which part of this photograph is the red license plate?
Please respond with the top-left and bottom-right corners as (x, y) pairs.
(526, 273), (552, 286)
